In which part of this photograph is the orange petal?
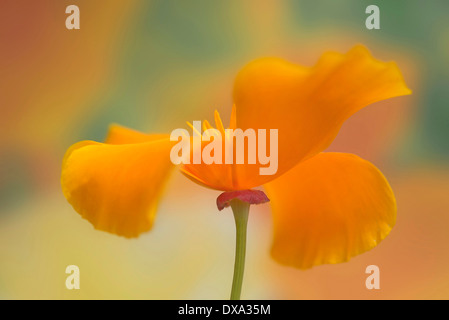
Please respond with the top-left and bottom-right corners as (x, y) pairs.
(181, 112), (237, 191)
(264, 152), (396, 269)
(233, 44), (411, 188)
(180, 134), (236, 191)
(61, 138), (174, 238)
(105, 124), (167, 144)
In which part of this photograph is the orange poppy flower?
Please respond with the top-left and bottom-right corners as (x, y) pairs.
(61, 44), (411, 279)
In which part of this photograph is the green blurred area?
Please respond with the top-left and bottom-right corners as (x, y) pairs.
(80, 0), (448, 161)
(1, 0), (448, 211)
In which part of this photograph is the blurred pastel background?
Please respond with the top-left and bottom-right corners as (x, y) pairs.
(0, 0), (448, 299)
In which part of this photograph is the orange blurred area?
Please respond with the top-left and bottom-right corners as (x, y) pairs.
(271, 169), (449, 299)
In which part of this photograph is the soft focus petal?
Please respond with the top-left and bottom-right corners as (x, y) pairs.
(180, 113), (237, 191)
(61, 138), (174, 238)
(105, 124), (167, 144)
(180, 136), (236, 191)
(233, 45), (411, 187)
(264, 152), (396, 269)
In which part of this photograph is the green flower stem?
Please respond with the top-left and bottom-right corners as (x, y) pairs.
(230, 199), (250, 300)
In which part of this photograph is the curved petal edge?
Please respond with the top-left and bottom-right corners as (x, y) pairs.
(61, 138), (174, 238)
(264, 152), (397, 269)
